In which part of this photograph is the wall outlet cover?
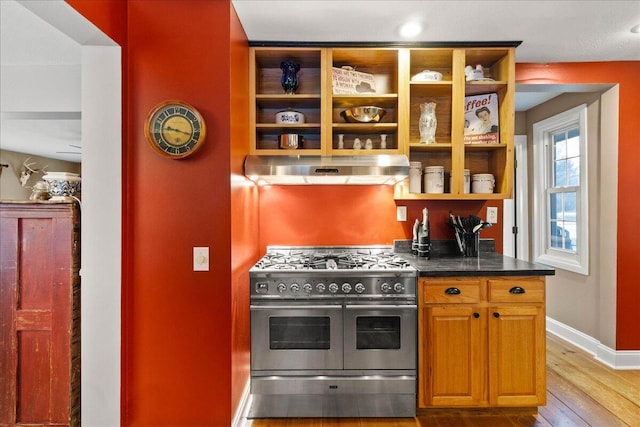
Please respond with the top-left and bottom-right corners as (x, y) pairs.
(396, 206), (407, 222)
(193, 246), (209, 271)
(487, 207), (498, 224)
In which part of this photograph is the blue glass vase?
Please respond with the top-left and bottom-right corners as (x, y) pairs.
(280, 60), (300, 94)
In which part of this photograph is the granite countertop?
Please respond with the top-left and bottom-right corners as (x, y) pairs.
(394, 240), (555, 277)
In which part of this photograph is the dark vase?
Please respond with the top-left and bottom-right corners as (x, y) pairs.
(280, 60), (300, 94)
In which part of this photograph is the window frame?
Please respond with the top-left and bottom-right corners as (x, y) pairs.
(532, 104), (589, 275)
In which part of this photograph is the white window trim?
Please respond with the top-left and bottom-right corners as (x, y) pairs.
(533, 104), (589, 275)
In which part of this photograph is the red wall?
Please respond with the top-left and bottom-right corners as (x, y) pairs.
(126, 1), (234, 424)
(517, 62), (640, 350)
(229, 3), (256, 420)
(67, 0), (251, 425)
(258, 186), (502, 251)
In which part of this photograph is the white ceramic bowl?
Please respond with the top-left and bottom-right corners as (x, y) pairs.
(43, 173), (81, 199)
(275, 110), (305, 124)
(411, 70), (443, 82)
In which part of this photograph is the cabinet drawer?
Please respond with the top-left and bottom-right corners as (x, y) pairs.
(488, 278), (545, 303)
(422, 281), (481, 304)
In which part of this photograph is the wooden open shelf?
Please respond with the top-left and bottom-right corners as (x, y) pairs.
(249, 45), (515, 199)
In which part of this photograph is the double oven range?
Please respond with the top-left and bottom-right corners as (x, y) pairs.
(249, 246), (418, 418)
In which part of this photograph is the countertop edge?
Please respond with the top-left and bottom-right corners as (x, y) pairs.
(396, 252), (556, 277)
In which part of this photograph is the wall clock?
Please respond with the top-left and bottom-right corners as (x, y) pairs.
(144, 100), (207, 159)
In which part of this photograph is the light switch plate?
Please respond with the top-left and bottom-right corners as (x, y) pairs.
(193, 247), (209, 271)
(487, 207), (498, 224)
(396, 206), (407, 222)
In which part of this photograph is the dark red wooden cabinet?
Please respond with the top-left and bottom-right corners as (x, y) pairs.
(1, 202), (80, 427)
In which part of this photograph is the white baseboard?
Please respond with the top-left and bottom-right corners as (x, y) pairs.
(546, 316), (640, 370)
(232, 379), (251, 427)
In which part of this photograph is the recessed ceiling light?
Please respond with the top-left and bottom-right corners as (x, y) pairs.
(399, 21), (422, 38)
(631, 24), (640, 33)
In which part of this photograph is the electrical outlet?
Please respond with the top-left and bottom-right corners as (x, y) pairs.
(396, 206), (407, 222)
(193, 247), (209, 271)
(487, 207), (498, 224)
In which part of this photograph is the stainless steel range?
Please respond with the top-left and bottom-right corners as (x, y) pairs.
(248, 246), (417, 418)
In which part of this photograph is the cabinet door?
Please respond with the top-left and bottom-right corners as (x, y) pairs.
(420, 305), (486, 407)
(488, 305), (546, 406)
(0, 204), (79, 426)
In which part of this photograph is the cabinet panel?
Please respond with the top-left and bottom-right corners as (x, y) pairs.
(421, 305), (485, 407)
(488, 278), (545, 303)
(0, 203), (80, 426)
(422, 281), (481, 304)
(488, 305), (546, 406)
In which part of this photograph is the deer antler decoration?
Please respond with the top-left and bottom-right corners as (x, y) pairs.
(19, 157), (47, 187)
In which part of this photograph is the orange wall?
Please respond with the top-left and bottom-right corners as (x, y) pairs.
(229, 3), (256, 420)
(67, 0), (251, 425)
(517, 62), (640, 350)
(126, 1), (234, 424)
(258, 185), (502, 251)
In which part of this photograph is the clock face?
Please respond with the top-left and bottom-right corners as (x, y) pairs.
(145, 101), (206, 159)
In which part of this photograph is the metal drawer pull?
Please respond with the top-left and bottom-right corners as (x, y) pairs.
(473, 312), (480, 319)
(445, 287), (461, 295)
(493, 312), (500, 318)
(509, 286), (526, 294)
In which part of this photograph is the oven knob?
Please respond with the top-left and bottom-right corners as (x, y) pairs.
(277, 283), (286, 293)
(290, 283), (300, 292)
(342, 283), (352, 293)
(394, 282), (405, 293)
(316, 283), (326, 292)
(328, 282), (339, 293)
(381, 282), (391, 293)
(354, 283), (365, 293)
(303, 283), (313, 293)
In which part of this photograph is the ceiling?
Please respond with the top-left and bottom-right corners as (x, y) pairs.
(1, 0), (638, 163)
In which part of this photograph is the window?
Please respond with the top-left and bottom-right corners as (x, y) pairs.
(533, 104), (588, 274)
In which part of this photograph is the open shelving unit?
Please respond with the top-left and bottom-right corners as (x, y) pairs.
(249, 43), (516, 199)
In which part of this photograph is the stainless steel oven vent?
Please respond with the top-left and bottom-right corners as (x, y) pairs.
(244, 155), (410, 185)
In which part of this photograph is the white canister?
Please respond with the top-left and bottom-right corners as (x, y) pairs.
(423, 166), (445, 194)
(409, 162), (422, 193)
(449, 169), (470, 194)
(471, 173), (495, 194)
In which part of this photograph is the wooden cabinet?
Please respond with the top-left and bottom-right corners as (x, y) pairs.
(250, 47), (324, 154)
(250, 46), (405, 156)
(418, 276), (546, 408)
(248, 43), (516, 200)
(327, 48), (403, 155)
(395, 47), (515, 199)
(0, 202), (80, 426)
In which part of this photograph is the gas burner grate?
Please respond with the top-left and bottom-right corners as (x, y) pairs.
(253, 247), (414, 271)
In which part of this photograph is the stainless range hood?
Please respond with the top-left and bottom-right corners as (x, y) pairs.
(244, 155), (410, 185)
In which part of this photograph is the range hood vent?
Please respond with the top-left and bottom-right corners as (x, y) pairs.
(244, 155), (410, 185)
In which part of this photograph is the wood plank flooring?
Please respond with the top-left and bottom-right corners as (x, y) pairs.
(244, 333), (640, 426)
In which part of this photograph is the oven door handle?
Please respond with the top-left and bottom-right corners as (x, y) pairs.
(250, 304), (343, 310)
(345, 304), (417, 310)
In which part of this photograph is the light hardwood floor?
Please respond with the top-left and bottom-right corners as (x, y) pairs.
(244, 333), (640, 426)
